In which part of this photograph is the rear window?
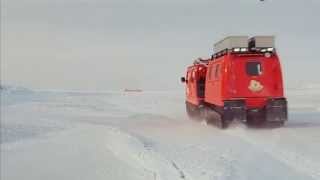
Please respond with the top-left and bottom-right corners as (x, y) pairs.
(246, 62), (262, 76)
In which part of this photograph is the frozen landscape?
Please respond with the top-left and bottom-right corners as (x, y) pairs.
(2, 0), (320, 179)
(1, 85), (320, 180)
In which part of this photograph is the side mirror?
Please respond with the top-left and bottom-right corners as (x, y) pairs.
(180, 77), (186, 83)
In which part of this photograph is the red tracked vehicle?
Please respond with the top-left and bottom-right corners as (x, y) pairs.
(181, 36), (287, 128)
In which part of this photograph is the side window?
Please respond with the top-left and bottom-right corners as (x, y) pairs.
(188, 70), (195, 83)
(215, 64), (220, 79)
(186, 71), (190, 83)
(208, 67), (212, 80)
(208, 64), (220, 80)
(192, 71), (196, 81)
(210, 66), (215, 80)
(246, 62), (262, 76)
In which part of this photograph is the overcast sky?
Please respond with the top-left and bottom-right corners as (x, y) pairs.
(1, 0), (320, 90)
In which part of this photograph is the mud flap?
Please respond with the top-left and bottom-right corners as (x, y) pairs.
(265, 98), (288, 123)
(223, 100), (246, 123)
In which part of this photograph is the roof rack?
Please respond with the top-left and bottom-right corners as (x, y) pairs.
(214, 36), (248, 53)
(211, 36), (276, 60)
(249, 36), (275, 50)
(193, 58), (209, 65)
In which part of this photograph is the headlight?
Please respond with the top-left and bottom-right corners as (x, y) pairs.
(240, 48), (248, 52)
(267, 47), (274, 52)
(233, 48), (240, 52)
(260, 49), (267, 52)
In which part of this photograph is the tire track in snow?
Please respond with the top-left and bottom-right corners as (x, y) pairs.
(105, 127), (192, 180)
(171, 161), (186, 179)
(161, 140), (240, 180)
(224, 127), (320, 179)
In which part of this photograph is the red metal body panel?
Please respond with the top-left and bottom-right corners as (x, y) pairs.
(185, 51), (285, 109)
(204, 57), (225, 106)
(185, 63), (207, 105)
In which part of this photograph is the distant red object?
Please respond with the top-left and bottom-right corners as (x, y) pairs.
(124, 89), (143, 92)
(181, 36), (287, 128)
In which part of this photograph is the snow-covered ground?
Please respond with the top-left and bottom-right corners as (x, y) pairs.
(1, 86), (320, 180)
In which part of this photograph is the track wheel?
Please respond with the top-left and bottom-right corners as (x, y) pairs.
(205, 108), (228, 129)
(266, 121), (285, 128)
(186, 102), (202, 120)
(217, 117), (228, 129)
